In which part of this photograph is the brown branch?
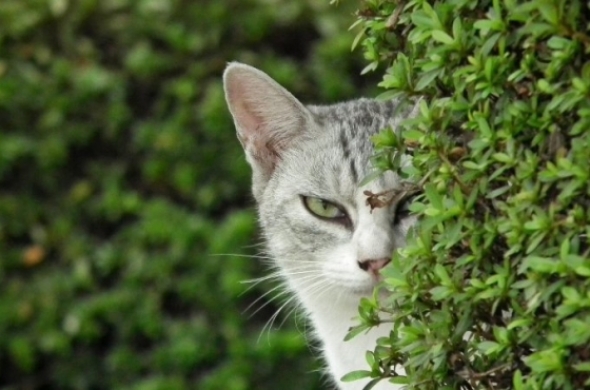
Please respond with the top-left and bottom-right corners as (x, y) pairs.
(386, 1), (405, 30)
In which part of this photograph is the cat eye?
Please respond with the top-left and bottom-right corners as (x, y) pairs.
(394, 193), (419, 224)
(302, 196), (350, 225)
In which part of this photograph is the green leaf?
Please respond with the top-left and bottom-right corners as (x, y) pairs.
(352, 28), (366, 51)
(480, 33), (501, 56)
(474, 19), (494, 35)
(411, 11), (436, 29)
(477, 340), (502, 355)
(365, 350), (376, 367)
(424, 183), (443, 209)
(519, 256), (558, 274)
(526, 232), (548, 254)
(493, 326), (509, 344)
(415, 70), (440, 91)
(486, 185), (511, 199)
(524, 349), (564, 373)
(547, 36), (571, 50)
(513, 369), (524, 390)
(475, 114), (492, 136)
(421, 2), (440, 27)
(345, 324), (371, 341)
(359, 171), (383, 187)
(573, 265), (590, 277)
(389, 376), (409, 384)
(573, 362), (590, 372)
(537, 0), (559, 24)
(434, 263), (452, 286)
(452, 17), (463, 40)
(430, 286), (452, 300)
(492, 152), (512, 163)
(341, 370), (372, 382)
(507, 318), (532, 330)
(521, 22), (555, 37)
(431, 30), (454, 45)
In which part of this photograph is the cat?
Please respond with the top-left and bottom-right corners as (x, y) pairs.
(223, 62), (416, 390)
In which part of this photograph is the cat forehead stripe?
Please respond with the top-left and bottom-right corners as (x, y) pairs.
(349, 158), (359, 184)
(339, 130), (351, 160)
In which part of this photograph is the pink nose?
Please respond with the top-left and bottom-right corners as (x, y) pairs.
(358, 258), (391, 277)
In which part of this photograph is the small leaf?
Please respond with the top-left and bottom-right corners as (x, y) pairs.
(492, 152), (512, 163)
(424, 183), (443, 209)
(452, 18), (463, 40)
(415, 70), (440, 91)
(365, 351), (376, 367)
(486, 185), (511, 199)
(474, 19), (494, 35)
(513, 369), (524, 390)
(524, 349), (563, 373)
(561, 286), (580, 302)
(477, 340), (502, 354)
(508, 318), (532, 330)
(389, 376), (409, 384)
(434, 264), (452, 286)
(537, 0), (558, 24)
(519, 256), (558, 274)
(430, 286), (452, 300)
(359, 171), (383, 187)
(573, 362), (590, 372)
(431, 30), (454, 45)
(351, 28), (366, 51)
(411, 12), (436, 29)
(345, 324), (370, 341)
(475, 115), (492, 136)
(341, 370), (372, 382)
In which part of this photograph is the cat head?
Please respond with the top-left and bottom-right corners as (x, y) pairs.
(223, 62), (415, 301)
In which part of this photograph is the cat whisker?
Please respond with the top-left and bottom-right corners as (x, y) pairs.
(258, 275), (331, 340)
(210, 253), (273, 260)
(258, 294), (300, 344)
(246, 272), (326, 318)
(240, 270), (283, 288)
(239, 268), (316, 296)
(258, 275), (331, 342)
(243, 284), (288, 316)
(241, 241), (267, 249)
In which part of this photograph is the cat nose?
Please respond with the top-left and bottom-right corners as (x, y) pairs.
(357, 258), (391, 276)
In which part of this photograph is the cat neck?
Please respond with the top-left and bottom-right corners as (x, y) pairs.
(293, 283), (400, 390)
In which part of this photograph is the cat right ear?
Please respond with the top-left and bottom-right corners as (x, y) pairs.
(223, 62), (312, 197)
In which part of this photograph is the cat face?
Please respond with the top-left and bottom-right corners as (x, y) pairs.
(223, 63), (415, 301)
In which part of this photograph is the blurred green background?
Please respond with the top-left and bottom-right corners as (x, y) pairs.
(0, 1), (378, 389)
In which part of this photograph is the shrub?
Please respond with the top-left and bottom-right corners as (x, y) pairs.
(346, 0), (590, 389)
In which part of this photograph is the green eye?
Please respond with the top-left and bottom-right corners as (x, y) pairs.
(302, 196), (347, 220)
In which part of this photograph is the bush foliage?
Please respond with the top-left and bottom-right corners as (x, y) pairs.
(0, 1), (377, 389)
(346, 0), (590, 389)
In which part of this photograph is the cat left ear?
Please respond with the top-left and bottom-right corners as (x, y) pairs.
(223, 62), (312, 197)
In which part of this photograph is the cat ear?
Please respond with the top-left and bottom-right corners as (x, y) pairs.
(223, 62), (312, 198)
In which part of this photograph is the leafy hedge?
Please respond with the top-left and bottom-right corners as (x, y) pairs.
(346, 0), (590, 389)
(0, 1), (377, 389)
